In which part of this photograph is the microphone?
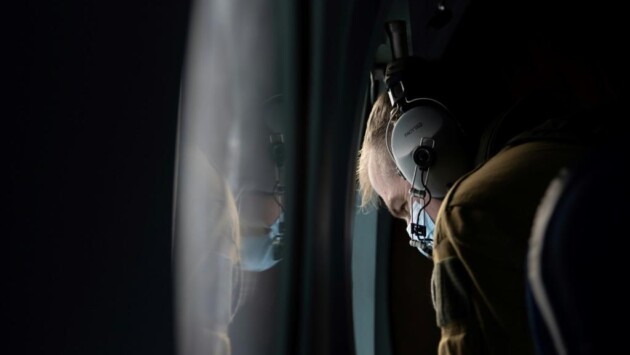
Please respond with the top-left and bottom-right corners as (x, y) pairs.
(409, 240), (423, 248)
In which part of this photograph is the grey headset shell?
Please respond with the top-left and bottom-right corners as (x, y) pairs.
(390, 100), (470, 198)
(235, 95), (284, 193)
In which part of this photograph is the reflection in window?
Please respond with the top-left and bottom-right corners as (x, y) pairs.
(174, 0), (288, 354)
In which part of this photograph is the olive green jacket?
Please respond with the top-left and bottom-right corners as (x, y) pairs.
(432, 141), (587, 355)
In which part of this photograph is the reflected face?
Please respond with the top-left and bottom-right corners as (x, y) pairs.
(238, 191), (282, 227)
(367, 153), (441, 223)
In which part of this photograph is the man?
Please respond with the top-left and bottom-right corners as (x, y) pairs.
(358, 90), (608, 355)
(176, 94), (286, 355)
(357, 5), (618, 351)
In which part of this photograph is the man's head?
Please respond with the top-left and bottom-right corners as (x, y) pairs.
(358, 93), (448, 259)
(357, 93), (444, 223)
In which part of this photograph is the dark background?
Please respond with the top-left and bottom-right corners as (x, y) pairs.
(10, 1), (191, 354)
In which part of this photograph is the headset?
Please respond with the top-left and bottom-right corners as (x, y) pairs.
(383, 22), (471, 258)
(384, 21), (470, 200)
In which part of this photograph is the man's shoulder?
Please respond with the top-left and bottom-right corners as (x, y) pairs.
(447, 141), (588, 208)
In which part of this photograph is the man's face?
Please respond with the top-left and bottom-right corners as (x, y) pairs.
(238, 191), (282, 227)
(367, 152), (442, 223)
(367, 154), (413, 223)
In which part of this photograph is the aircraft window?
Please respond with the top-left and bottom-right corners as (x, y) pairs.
(173, 0), (293, 354)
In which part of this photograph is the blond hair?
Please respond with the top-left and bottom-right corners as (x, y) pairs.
(357, 92), (400, 210)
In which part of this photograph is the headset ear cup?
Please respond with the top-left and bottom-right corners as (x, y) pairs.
(268, 133), (285, 168)
(412, 146), (435, 170)
(270, 142), (285, 168)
